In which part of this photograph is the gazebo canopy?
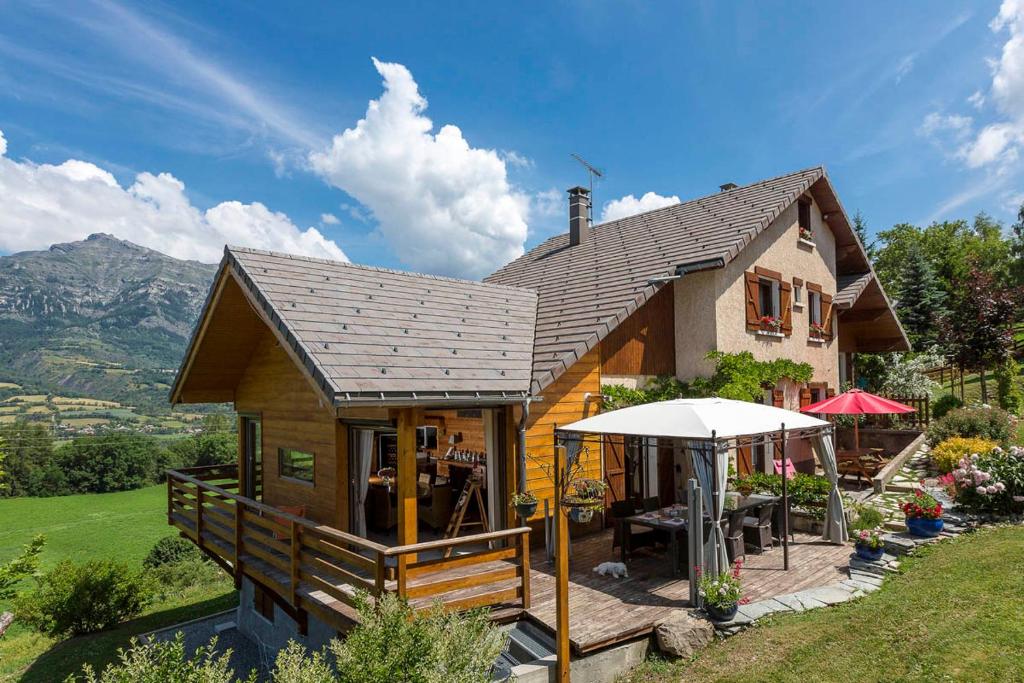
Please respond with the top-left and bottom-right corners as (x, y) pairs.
(558, 397), (831, 442)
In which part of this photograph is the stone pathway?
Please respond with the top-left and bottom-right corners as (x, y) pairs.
(862, 445), (936, 531)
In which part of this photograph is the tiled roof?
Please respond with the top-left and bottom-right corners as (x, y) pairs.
(834, 272), (873, 309)
(486, 167), (826, 393)
(226, 247), (537, 404)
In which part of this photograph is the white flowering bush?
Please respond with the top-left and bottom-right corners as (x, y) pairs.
(940, 446), (1024, 515)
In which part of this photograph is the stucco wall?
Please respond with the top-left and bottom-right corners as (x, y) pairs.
(673, 269), (718, 379)
(711, 198), (840, 398)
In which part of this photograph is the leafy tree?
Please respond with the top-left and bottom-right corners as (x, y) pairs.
(940, 267), (1020, 403)
(896, 244), (944, 349)
(1012, 202), (1024, 287)
(995, 358), (1023, 415)
(0, 535), (45, 601)
(164, 431), (236, 470)
(57, 433), (158, 494)
(0, 422), (66, 497)
(878, 351), (942, 397)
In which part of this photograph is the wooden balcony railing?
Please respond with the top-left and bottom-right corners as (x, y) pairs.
(167, 465), (530, 631)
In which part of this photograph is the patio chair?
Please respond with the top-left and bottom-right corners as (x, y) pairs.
(724, 509), (746, 563)
(610, 500), (657, 556)
(743, 502), (776, 553)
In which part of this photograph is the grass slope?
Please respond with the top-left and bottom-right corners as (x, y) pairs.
(623, 525), (1024, 683)
(0, 486), (236, 682)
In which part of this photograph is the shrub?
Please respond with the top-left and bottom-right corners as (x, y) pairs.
(143, 536), (202, 570)
(148, 558), (225, 598)
(67, 633), (243, 683)
(930, 437), (999, 474)
(946, 446), (1024, 515)
(926, 407), (1015, 447)
(15, 560), (153, 636)
(0, 534), (44, 600)
(734, 472), (833, 518)
(995, 358), (1024, 416)
(932, 394), (964, 420)
(850, 505), (884, 531)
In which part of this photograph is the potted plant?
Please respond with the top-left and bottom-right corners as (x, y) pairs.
(696, 559), (749, 622)
(799, 226), (814, 242)
(852, 527), (885, 561)
(759, 316), (782, 333)
(809, 322), (827, 340)
(511, 490), (538, 519)
(899, 488), (944, 537)
(562, 478), (607, 524)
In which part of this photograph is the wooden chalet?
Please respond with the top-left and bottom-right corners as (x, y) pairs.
(166, 166), (908, 656)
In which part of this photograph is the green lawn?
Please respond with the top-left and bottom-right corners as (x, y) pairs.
(0, 486), (237, 682)
(622, 525), (1024, 683)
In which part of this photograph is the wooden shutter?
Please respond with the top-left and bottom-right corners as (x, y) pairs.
(822, 293), (834, 339)
(780, 281), (793, 335)
(799, 387), (812, 408)
(737, 446), (753, 477)
(772, 389), (785, 407)
(826, 387), (836, 398)
(744, 271), (761, 330)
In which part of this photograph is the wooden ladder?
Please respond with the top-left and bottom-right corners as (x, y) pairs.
(442, 474), (489, 557)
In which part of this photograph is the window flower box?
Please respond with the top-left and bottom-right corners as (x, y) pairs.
(798, 227), (814, 242)
(809, 322), (827, 340)
(758, 316), (782, 333)
(807, 336), (825, 345)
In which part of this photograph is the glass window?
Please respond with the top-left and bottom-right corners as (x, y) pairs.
(794, 283), (803, 304)
(808, 291), (822, 325)
(417, 426), (438, 450)
(279, 448), (315, 483)
(758, 278), (780, 319)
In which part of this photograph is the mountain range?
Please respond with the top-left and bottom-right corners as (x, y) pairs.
(0, 234), (216, 413)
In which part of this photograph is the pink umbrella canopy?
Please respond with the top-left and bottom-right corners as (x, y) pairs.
(800, 388), (917, 415)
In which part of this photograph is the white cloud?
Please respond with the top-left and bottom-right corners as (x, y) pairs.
(0, 129), (6, 156)
(309, 58), (528, 280)
(0, 128), (347, 264)
(895, 54), (917, 83)
(500, 150), (533, 169)
(919, 112), (973, 139)
(600, 191), (680, 223)
(320, 212), (340, 225)
(968, 90), (986, 109)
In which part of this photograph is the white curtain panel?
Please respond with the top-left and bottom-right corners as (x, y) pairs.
(353, 429), (374, 538)
(814, 433), (847, 544)
(688, 440), (729, 576)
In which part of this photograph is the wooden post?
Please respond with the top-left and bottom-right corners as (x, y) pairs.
(237, 415), (247, 501)
(518, 530), (531, 609)
(396, 407), (420, 578)
(553, 438), (570, 683)
(196, 485), (204, 549)
(780, 423), (789, 571)
(234, 504), (244, 589)
(687, 477), (702, 606)
(166, 476), (173, 523)
(290, 520), (300, 607)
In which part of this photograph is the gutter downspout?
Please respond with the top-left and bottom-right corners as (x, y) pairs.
(517, 398), (530, 494)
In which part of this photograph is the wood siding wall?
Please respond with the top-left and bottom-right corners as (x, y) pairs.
(234, 328), (339, 525)
(599, 284), (676, 377)
(522, 347), (602, 517)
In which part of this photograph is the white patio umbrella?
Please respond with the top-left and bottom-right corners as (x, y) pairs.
(560, 397), (830, 440)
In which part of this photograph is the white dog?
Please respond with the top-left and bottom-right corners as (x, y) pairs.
(592, 561), (629, 579)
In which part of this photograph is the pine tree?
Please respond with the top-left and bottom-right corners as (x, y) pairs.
(896, 244), (944, 349)
(852, 210), (875, 260)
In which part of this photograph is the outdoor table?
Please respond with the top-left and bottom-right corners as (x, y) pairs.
(623, 506), (690, 577)
(723, 492), (779, 513)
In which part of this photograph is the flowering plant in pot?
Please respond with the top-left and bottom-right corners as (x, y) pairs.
(759, 316), (782, 333)
(809, 322), (827, 339)
(696, 560), (749, 622)
(799, 226), (814, 241)
(852, 527), (885, 561)
(562, 478), (607, 524)
(511, 490), (538, 519)
(899, 488), (943, 537)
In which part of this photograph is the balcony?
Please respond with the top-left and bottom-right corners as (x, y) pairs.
(166, 465), (531, 633)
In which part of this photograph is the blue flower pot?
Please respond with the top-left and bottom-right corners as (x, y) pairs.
(906, 516), (943, 538)
(855, 542), (884, 562)
(568, 505), (594, 524)
(515, 502), (538, 519)
(705, 602), (739, 622)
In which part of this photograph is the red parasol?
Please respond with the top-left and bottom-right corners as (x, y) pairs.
(800, 388), (916, 451)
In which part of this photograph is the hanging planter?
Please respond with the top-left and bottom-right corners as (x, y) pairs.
(561, 478), (607, 525)
(512, 490), (538, 519)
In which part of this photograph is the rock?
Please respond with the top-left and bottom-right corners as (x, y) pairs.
(772, 593), (806, 612)
(881, 533), (916, 556)
(736, 599), (790, 622)
(799, 585), (856, 606)
(793, 592), (827, 610)
(655, 610), (715, 658)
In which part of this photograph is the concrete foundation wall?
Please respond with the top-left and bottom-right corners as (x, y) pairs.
(236, 578), (338, 655)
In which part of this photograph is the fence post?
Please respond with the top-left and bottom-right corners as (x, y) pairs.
(234, 503), (244, 589)
(375, 550), (387, 597)
(396, 549), (408, 597)
(290, 520), (300, 608)
(195, 486), (204, 549)
(517, 530), (531, 609)
(166, 475), (173, 523)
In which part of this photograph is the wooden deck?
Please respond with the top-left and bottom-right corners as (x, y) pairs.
(524, 528), (850, 654)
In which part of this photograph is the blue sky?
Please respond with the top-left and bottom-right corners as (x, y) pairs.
(1, 1), (1021, 279)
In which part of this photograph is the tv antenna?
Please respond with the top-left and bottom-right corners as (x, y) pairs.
(570, 153), (604, 225)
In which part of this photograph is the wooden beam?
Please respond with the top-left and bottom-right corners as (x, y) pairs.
(396, 407), (420, 581)
(335, 420), (350, 533)
(837, 308), (889, 323)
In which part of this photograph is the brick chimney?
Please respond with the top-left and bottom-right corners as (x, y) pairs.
(568, 186), (591, 246)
